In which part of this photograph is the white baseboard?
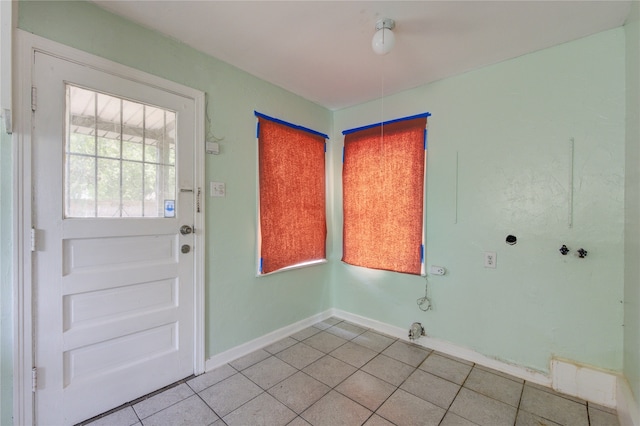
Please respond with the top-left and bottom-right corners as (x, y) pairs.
(332, 309), (551, 387)
(205, 310), (333, 371)
(618, 377), (640, 426)
(203, 308), (631, 419)
(551, 359), (618, 408)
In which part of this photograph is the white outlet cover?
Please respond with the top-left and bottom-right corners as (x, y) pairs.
(210, 181), (225, 197)
(484, 251), (497, 268)
(429, 265), (446, 275)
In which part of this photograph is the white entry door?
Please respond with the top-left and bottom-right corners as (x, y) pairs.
(32, 51), (199, 425)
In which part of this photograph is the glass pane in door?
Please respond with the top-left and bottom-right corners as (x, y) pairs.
(65, 85), (177, 218)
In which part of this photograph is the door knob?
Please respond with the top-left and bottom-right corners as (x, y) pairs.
(181, 244), (191, 254)
(180, 225), (193, 235)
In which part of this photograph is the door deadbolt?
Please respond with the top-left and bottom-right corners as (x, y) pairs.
(180, 225), (193, 235)
(181, 244), (191, 254)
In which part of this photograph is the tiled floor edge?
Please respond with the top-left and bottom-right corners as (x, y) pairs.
(204, 308), (558, 401)
(331, 309), (409, 341)
(204, 310), (334, 371)
(331, 309), (552, 387)
(617, 376), (640, 426)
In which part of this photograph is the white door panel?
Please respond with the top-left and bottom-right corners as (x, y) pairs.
(33, 51), (197, 425)
(64, 234), (177, 269)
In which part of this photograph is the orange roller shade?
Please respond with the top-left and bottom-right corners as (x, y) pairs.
(258, 117), (327, 274)
(342, 116), (427, 275)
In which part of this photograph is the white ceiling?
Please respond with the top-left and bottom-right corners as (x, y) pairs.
(92, 1), (632, 111)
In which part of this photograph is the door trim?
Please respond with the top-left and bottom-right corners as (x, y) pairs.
(14, 30), (206, 425)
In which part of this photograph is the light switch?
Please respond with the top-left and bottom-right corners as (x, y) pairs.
(210, 182), (225, 197)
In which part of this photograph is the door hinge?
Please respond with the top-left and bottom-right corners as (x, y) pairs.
(30, 228), (37, 252)
(2, 108), (12, 134)
(31, 86), (37, 112)
(32, 367), (37, 392)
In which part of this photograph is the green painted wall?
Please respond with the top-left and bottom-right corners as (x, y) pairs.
(624, 0), (640, 412)
(18, 0), (334, 356)
(10, 2), (635, 421)
(332, 29), (626, 374)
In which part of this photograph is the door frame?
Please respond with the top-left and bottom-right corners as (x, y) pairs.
(14, 30), (206, 426)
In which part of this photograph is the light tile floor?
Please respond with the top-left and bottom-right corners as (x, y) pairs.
(81, 318), (620, 426)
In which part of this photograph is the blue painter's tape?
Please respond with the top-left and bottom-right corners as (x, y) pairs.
(256, 121), (260, 139)
(342, 112), (431, 135)
(324, 143), (327, 153)
(420, 245), (424, 263)
(255, 111), (329, 139)
(260, 257), (264, 273)
(342, 147), (345, 163)
(424, 129), (428, 150)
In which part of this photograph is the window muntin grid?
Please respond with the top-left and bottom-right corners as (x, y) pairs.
(64, 85), (176, 218)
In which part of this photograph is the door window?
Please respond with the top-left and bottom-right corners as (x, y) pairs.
(65, 85), (176, 218)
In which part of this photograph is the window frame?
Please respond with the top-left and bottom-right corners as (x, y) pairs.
(255, 111), (329, 276)
(341, 113), (430, 276)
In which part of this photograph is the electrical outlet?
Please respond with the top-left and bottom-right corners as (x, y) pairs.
(484, 251), (497, 268)
(429, 265), (446, 275)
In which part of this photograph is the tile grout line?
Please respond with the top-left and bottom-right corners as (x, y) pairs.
(84, 318), (615, 426)
(231, 339), (333, 418)
(193, 389), (225, 424)
(437, 359), (477, 426)
(313, 340), (401, 426)
(134, 380), (204, 423)
(223, 333), (368, 426)
(204, 342), (439, 426)
(276, 324), (403, 425)
(188, 364), (241, 424)
(77, 375), (196, 426)
(349, 345), (434, 426)
(513, 376), (526, 426)
(293, 327), (394, 424)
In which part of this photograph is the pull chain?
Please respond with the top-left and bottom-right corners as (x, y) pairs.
(417, 277), (433, 311)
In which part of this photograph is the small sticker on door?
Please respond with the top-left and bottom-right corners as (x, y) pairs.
(164, 200), (175, 218)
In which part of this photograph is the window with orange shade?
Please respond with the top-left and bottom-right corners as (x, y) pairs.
(342, 113), (429, 275)
(256, 112), (327, 275)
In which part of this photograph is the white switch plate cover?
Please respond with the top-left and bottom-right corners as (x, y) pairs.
(206, 141), (219, 154)
(210, 181), (225, 197)
(484, 251), (497, 268)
